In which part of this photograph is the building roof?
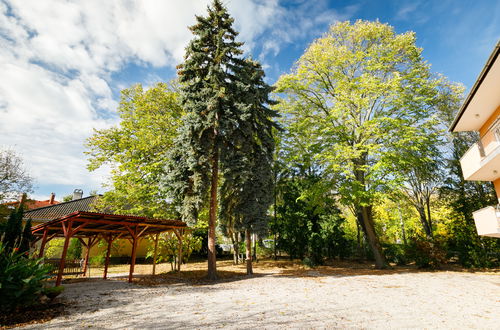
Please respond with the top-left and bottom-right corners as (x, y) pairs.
(450, 41), (500, 132)
(31, 210), (187, 239)
(5, 199), (59, 210)
(24, 195), (98, 222)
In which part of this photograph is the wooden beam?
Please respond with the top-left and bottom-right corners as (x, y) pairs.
(137, 225), (150, 238)
(63, 228), (129, 234)
(61, 221), (68, 237)
(70, 222), (89, 236)
(38, 227), (49, 258)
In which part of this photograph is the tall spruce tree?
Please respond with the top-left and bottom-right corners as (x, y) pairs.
(220, 58), (278, 274)
(173, 0), (247, 280)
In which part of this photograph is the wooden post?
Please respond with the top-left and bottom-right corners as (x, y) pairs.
(56, 220), (73, 286)
(177, 231), (183, 272)
(82, 237), (92, 276)
(128, 227), (138, 283)
(103, 235), (112, 280)
(38, 227), (49, 258)
(152, 233), (159, 275)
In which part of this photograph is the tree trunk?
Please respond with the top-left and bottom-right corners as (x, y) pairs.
(417, 206), (432, 239)
(273, 168), (278, 261)
(245, 228), (253, 275)
(425, 196), (433, 237)
(398, 206), (407, 245)
(356, 206), (387, 268)
(207, 147), (219, 281)
(232, 232), (239, 265)
(353, 157), (387, 268)
(253, 232), (257, 262)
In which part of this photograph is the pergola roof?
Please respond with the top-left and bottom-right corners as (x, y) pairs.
(31, 210), (187, 239)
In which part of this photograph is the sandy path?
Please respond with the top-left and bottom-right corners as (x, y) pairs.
(23, 270), (499, 329)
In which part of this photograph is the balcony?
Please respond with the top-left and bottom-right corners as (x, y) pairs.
(472, 206), (500, 238)
(460, 125), (500, 181)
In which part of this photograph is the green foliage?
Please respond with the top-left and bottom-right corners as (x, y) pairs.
(146, 232), (202, 270)
(381, 243), (407, 266)
(88, 239), (125, 265)
(0, 242), (52, 311)
(443, 213), (499, 268)
(1, 206), (24, 252)
(89, 255), (104, 266)
(219, 58), (279, 237)
(45, 238), (85, 260)
(168, 0), (246, 222)
(44, 239), (64, 259)
(274, 20), (450, 267)
(19, 218), (33, 254)
(86, 82), (182, 218)
(273, 175), (350, 265)
(1, 205), (33, 256)
(67, 238), (82, 260)
(405, 238), (447, 269)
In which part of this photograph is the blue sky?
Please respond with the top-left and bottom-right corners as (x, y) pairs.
(0, 0), (498, 202)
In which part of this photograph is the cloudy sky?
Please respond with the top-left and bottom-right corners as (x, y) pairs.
(0, 0), (499, 201)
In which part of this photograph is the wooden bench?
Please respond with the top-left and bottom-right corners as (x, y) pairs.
(45, 258), (85, 276)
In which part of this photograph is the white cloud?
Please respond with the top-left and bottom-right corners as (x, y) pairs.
(0, 0), (355, 196)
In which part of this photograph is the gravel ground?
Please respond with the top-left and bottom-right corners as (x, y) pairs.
(21, 265), (500, 329)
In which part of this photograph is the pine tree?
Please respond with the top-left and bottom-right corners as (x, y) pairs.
(220, 58), (279, 274)
(173, 0), (246, 280)
(171, 2), (279, 279)
(2, 205), (24, 253)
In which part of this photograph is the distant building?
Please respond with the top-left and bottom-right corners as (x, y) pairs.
(5, 192), (59, 211)
(450, 41), (500, 238)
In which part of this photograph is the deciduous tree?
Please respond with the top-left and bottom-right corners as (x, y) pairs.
(0, 148), (33, 203)
(276, 20), (444, 268)
(86, 82), (183, 218)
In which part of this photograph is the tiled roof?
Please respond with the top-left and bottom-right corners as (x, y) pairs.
(5, 199), (60, 210)
(24, 196), (99, 222)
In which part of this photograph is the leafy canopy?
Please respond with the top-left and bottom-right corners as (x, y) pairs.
(275, 20), (443, 208)
(86, 82), (183, 218)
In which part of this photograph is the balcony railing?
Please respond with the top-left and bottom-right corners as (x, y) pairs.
(460, 124), (500, 181)
(472, 205), (500, 238)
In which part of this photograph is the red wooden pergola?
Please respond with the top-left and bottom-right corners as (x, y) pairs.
(31, 211), (187, 286)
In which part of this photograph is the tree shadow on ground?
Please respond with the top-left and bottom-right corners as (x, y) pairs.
(29, 259), (499, 329)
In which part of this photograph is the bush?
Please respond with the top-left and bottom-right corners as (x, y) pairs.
(406, 238), (447, 269)
(0, 243), (52, 311)
(382, 243), (408, 266)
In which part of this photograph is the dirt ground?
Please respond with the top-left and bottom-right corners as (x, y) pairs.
(20, 259), (500, 329)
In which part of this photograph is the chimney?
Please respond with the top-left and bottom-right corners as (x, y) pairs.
(49, 192), (56, 204)
(72, 189), (83, 200)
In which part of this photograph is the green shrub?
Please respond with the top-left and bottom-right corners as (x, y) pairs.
(0, 243), (52, 311)
(302, 256), (316, 268)
(382, 243), (407, 266)
(89, 255), (105, 266)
